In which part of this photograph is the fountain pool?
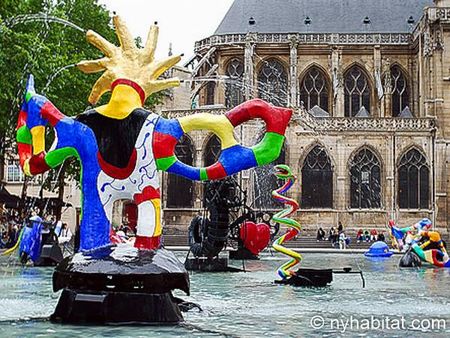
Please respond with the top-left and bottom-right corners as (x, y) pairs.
(0, 253), (449, 337)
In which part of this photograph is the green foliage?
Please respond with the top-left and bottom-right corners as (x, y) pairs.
(0, 0), (166, 191)
(0, 0), (116, 189)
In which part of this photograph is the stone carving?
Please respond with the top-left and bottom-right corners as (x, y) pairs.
(163, 108), (436, 132)
(195, 33), (412, 52)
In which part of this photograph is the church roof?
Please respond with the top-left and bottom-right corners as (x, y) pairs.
(215, 0), (433, 35)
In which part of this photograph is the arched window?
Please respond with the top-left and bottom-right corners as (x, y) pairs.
(299, 66), (330, 112)
(204, 134), (221, 166)
(391, 65), (410, 117)
(203, 134), (236, 208)
(398, 149), (429, 209)
(225, 59), (244, 108)
(301, 145), (333, 208)
(166, 136), (195, 208)
(350, 148), (381, 209)
(205, 81), (215, 105)
(257, 59), (288, 106)
(344, 66), (371, 117)
(252, 146), (286, 209)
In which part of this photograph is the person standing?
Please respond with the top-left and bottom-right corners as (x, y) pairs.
(339, 231), (347, 250)
(58, 223), (73, 244)
(338, 221), (343, 233)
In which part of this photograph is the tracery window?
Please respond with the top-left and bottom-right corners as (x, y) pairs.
(253, 146), (286, 209)
(299, 66), (329, 112)
(398, 149), (429, 209)
(166, 136), (195, 208)
(204, 134), (221, 166)
(205, 81), (215, 105)
(225, 58), (244, 108)
(257, 59), (288, 106)
(203, 134), (236, 208)
(391, 65), (410, 117)
(349, 148), (381, 209)
(344, 66), (371, 117)
(301, 145), (333, 208)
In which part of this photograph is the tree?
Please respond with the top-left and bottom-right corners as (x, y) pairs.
(0, 0), (166, 217)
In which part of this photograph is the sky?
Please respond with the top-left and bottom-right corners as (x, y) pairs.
(98, 0), (235, 63)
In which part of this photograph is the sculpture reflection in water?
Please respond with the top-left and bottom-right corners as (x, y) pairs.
(15, 16), (292, 324)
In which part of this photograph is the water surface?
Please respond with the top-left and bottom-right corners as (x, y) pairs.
(0, 253), (449, 337)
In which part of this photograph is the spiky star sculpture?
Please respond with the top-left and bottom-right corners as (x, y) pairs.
(78, 16), (181, 105)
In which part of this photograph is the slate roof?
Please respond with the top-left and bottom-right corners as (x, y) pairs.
(215, 0), (433, 34)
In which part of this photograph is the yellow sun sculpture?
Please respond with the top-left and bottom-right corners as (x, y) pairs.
(77, 15), (181, 107)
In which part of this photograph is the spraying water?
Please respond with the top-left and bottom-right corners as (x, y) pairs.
(4, 13), (86, 33)
(42, 64), (76, 94)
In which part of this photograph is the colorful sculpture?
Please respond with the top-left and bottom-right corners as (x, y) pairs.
(239, 221), (271, 256)
(390, 218), (449, 268)
(16, 16), (291, 253)
(3, 215), (63, 266)
(271, 165), (302, 279)
(364, 241), (393, 258)
(16, 16), (292, 323)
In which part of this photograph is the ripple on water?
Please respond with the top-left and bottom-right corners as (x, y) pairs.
(0, 253), (449, 337)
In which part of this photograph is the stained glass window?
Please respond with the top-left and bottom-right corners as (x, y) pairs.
(205, 81), (215, 105)
(398, 149), (429, 209)
(166, 136), (195, 208)
(350, 148), (381, 208)
(225, 58), (244, 108)
(300, 66), (330, 112)
(257, 59), (288, 106)
(344, 66), (371, 117)
(203, 134), (237, 208)
(253, 146), (286, 209)
(204, 134), (221, 166)
(301, 145), (333, 208)
(391, 65), (410, 117)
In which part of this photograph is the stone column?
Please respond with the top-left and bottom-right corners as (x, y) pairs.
(331, 46), (344, 116)
(289, 35), (299, 107)
(244, 33), (257, 100)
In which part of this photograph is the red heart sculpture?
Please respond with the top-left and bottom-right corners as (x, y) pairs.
(240, 221), (271, 255)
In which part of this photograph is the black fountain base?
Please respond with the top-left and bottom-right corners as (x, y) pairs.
(51, 244), (189, 325)
(229, 247), (259, 260)
(35, 243), (63, 266)
(275, 268), (333, 287)
(185, 257), (242, 272)
(399, 248), (422, 267)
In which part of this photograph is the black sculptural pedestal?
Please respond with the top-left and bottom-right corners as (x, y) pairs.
(274, 268), (333, 287)
(51, 244), (189, 324)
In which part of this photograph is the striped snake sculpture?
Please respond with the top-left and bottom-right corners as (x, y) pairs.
(271, 164), (302, 279)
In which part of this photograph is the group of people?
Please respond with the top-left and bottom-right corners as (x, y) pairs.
(316, 222), (350, 249)
(0, 212), (22, 249)
(356, 229), (385, 243)
(0, 211), (73, 249)
(316, 222), (387, 250)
